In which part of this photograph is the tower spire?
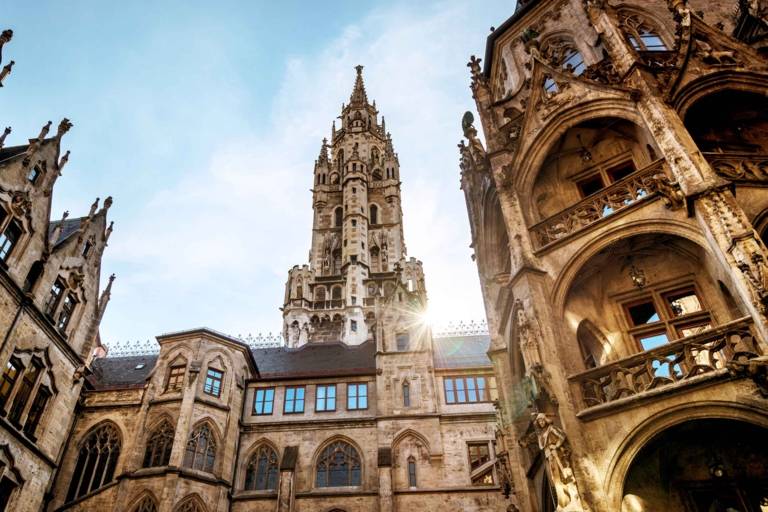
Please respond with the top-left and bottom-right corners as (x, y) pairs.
(349, 65), (369, 106)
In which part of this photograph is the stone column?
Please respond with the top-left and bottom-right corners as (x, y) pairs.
(378, 447), (394, 512)
(276, 446), (298, 512)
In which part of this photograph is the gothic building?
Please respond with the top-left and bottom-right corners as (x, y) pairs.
(0, 29), (116, 512)
(460, 0), (768, 511)
(0, 61), (512, 511)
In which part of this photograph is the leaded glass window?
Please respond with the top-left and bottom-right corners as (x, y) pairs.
(315, 441), (361, 487)
(143, 420), (174, 467)
(244, 445), (279, 491)
(183, 423), (216, 473)
(65, 423), (121, 502)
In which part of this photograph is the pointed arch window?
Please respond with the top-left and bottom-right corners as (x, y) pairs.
(0, 218), (22, 262)
(66, 423), (121, 502)
(315, 440), (362, 487)
(619, 12), (667, 51)
(541, 37), (585, 76)
(175, 497), (206, 512)
(132, 496), (158, 512)
(143, 420), (175, 468)
(183, 423), (216, 473)
(244, 445), (279, 491)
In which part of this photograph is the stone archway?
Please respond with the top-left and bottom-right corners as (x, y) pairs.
(621, 418), (768, 511)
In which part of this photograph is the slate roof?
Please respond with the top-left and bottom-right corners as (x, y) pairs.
(48, 217), (84, 248)
(0, 143), (29, 164)
(252, 340), (377, 380)
(88, 354), (158, 389)
(432, 334), (492, 369)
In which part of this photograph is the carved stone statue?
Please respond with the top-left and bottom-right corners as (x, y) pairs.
(534, 414), (587, 511)
(727, 355), (768, 397)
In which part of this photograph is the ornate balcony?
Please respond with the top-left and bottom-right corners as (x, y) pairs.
(530, 160), (680, 250)
(570, 317), (763, 415)
(703, 152), (768, 183)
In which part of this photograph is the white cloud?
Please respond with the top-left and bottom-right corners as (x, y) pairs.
(100, 0), (505, 344)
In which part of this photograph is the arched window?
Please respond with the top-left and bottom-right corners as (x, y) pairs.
(619, 12), (667, 51)
(132, 496), (158, 512)
(143, 420), (174, 468)
(541, 37), (585, 75)
(174, 496), (207, 512)
(66, 423), (121, 502)
(407, 456), (417, 487)
(334, 207), (343, 227)
(244, 445), (279, 490)
(315, 440), (362, 487)
(183, 423), (216, 473)
(370, 204), (379, 225)
(402, 381), (411, 407)
(576, 320), (608, 369)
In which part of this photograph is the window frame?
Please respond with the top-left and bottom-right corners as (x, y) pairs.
(396, 333), (410, 351)
(315, 384), (336, 412)
(620, 281), (713, 353)
(346, 382), (368, 410)
(407, 456), (417, 488)
(0, 218), (23, 262)
(571, 155), (638, 199)
(283, 386), (305, 414)
(0, 357), (23, 410)
(56, 292), (78, 334)
(253, 387), (275, 416)
(467, 441), (495, 486)
(203, 367), (224, 398)
(443, 375), (498, 404)
(165, 365), (186, 393)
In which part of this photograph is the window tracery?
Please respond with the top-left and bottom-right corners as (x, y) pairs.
(183, 423), (216, 473)
(143, 420), (174, 468)
(618, 12), (668, 52)
(66, 423), (121, 502)
(132, 496), (158, 512)
(0, 350), (55, 440)
(541, 37), (585, 75)
(315, 440), (362, 487)
(244, 444), (279, 491)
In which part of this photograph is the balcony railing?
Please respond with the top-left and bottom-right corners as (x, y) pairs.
(312, 299), (344, 310)
(531, 160), (669, 249)
(570, 317), (762, 411)
(703, 152), (768, 183)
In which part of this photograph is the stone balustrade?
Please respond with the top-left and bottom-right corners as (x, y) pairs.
(570, 317), (762, 410)
(531, 159), (669, 249)
(703, 152), (768, 182)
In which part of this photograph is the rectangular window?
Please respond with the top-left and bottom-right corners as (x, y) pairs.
(576, 174), (605, 197)
(350, 319), (358, 332)
(165, 365), (185, 392)
(316, 384), (336, 412)
(0, 220), (22, 261)
(444, 376), (495, 404)
(607, 161), (636, 183)
(408, 458), (417, 487)
(627, 300), (660, 326)
(396, 333), (410, 351)
(44, 279), (65, 316)
(23, 386), (50, 437)
(27, 166), (41, 184)
(203, 368), (223, 397)
(347, 383), (368, 410)
(57, 293), (77, 333)
(284, 386), (305, 414)
(468, 442), (491, 471)
(403, 383), (411, 407)
(253, 387), (275, 415)
(0, 358), (22, 409)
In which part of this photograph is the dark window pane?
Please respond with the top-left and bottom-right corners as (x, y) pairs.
(577, 175), (605, 197)
(628, 301), (660, 325)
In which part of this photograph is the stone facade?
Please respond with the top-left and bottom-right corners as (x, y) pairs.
(0, 62), (511, 512)
(461, 0), (768, 511)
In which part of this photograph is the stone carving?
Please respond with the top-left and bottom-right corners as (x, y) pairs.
(516, 300), (559, 406)
(578, 319), (761, 406)
(694, 37), (739, 66)
(531, 161), (681, 248)
(0, 126), (10, 149)
(582, 58), (620, 85)
(58, 150), (70, 172)
(57, 118), (73, 140)
(727, 355), (768, 397)
(0, 60), (13, 87)
(10, 191), (31, 217)
(0, 29), (12, 66)
(467, 55), (486, 93)
(534, 414), (587, 511)
(705, 154), (768, 182)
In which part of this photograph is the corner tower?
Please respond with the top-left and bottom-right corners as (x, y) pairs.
(283, 66), (424, 347)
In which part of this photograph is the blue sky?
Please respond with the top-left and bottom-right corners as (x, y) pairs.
(1, 1), (512, 348)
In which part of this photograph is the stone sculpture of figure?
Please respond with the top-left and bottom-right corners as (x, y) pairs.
(516, 301), (542, 370)
(534, 414), (587, 511)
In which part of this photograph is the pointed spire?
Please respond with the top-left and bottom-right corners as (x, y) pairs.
(58, 150), (70, 172)
(349, 65), (369, 106)
(385, 132), (395, 157)
(318, 138), (329, 164)
(0, 126), (9, 149)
